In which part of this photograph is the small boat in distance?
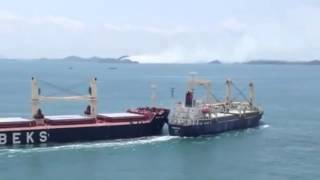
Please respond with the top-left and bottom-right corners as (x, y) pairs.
(168, 74), (263, 137)
(108, 67), (117, 70)
(0, 77), (169, 146)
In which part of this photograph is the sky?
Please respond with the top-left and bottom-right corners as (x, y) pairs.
(0, 0), (319, 63)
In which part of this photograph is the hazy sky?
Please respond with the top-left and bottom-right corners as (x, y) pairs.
(0, 0), (319, 63)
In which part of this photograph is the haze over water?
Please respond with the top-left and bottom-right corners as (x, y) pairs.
(0, 61), (319, 180)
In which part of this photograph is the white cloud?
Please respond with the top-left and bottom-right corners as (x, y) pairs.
(1, 2), (320, 63)
(128, 10), (320, 63)
(220, 18), (247, 32)
(103, 23), (186, 35)
(0, 10), (85, 32)
(126, 18), (252, 63)
(32, 16), (85, 31)
(0, 10), (21, 21)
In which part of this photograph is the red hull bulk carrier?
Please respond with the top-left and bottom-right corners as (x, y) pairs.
(0, 78), (169, 146)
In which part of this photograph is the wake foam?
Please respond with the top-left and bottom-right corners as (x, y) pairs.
(260, 124), (270, 129)
(0, 136), (177, 157)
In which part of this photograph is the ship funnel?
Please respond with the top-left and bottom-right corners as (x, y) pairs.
(185, 91), (193, 107)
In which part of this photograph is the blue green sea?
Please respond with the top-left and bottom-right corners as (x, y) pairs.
(0, 61), (319, 180)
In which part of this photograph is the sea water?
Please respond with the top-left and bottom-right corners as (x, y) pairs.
(0, 61), (319, 180)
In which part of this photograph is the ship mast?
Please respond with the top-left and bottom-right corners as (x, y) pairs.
(187, 73), (214, 104)
(31, 77), (98, 118)
(150, 84), (157, 107)
(89, 78), (98, 116)
(225, 79), (233, 111)
(31, 77), (40, 118)
(248, 82), (255, 108)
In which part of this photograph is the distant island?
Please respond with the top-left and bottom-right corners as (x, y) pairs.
(1, 56), (320, 65)
(243, 60), (320, 65)
(207, 59), (320, 65)
(0, 56), (139, 64)
(208, 60), (222, 64)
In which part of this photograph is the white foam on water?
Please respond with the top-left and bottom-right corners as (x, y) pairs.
(260, 124), (270, 129)
(233, 132), (240, 137)
(0, 136), (178, 157)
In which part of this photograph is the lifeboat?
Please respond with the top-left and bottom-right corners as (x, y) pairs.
(201, 106), (211, 114)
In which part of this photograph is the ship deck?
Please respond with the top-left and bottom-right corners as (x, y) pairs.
(0, 117), (34, 123)
(0, 112), (154, 132)
(98, 113), (144, 118)
(0, 119), (153, 132)
(0, 117), (36, 128)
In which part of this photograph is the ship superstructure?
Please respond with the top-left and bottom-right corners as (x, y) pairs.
(168, 74), (263, 136)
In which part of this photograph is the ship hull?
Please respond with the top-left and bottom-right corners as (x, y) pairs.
(168, 112), (263, 137)
(0, 112), (169, 146)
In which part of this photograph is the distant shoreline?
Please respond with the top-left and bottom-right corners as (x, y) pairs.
(241, 60), (320, 65)
(0, 56), (139, 64)
(1, 57), (320, 65)
(209, 59), (320, 65)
